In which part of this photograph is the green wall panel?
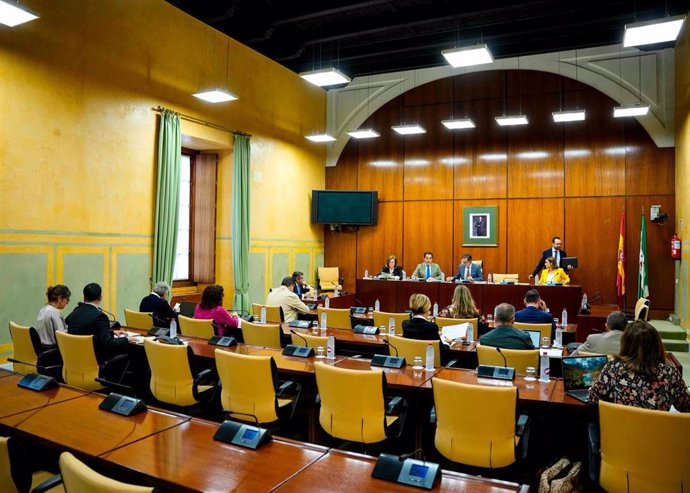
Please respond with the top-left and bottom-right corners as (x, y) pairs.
(115, 253), (151, 321)
(62, 254), (105, 317)
(248, 252), (266, 307)
(315, 252), (324, 280)
(272, 253), (289, 290)
(295, 253), (311, 285)
(0, 254), (48, 345)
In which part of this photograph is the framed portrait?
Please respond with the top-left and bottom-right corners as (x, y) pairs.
(462, 206), (497, 246)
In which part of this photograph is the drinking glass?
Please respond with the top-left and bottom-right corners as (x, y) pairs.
(315, 346), (325, 358)
(412, 356), (423, 369)
(525, 366), (537, 381)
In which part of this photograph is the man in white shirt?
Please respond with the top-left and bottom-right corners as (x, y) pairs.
(529, 236), (570, 279)
(266, 277), (310, 323)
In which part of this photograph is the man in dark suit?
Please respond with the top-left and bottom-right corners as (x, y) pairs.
(529, 236), (569, 279)
(139, 281), (178, 327)
(447, 253), (484, 281)
(515, 289), (555, 333)
(479, 303), (534, 350)
(291, 271), (312, 298)
(66, 282), (130, 362)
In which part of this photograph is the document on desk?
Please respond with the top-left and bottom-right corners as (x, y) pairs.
(440, 323), (470, 341)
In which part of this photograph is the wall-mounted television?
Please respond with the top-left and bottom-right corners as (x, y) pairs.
(311, 190), (378, 226)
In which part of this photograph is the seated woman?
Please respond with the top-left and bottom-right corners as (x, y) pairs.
(538, 256), (570, 285)
(588, 320), (690, 412)
(380, 254), (403, 279)
(35, 284), (71, 347)
(194, 285), (239, 336)
(402, 293), (458, 365)
(438, 285), (480, 319)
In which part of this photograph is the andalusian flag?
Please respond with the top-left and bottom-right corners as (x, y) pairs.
(638, 213), (649, 298)
(616, 213), (625, 309)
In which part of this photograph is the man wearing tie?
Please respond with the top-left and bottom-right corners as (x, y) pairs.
(529, 236), (570, 280)
(447, 254), (483, 281)
(412, 251), (443, 281)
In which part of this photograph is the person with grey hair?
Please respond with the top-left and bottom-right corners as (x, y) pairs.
(570, 311), (627, 356)
(139, 281), (178, 327)
(266, 276), (310, 323)
(478, 303), (534, 349)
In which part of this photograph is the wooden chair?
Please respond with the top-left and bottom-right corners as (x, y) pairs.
(372, 311), (410, 334)
(251, 303), (284, 323)
(316, 307), (351, 329)
(178, 315), (215, 339)
(124, 309), (153, 330)
(387, 335), (441, 367)
(241, 320), (282, 349)
(492, 273), (519, 283)
(476, 345), (539, 374)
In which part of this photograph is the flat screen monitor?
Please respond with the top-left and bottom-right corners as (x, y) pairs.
(311, 190), (378, 225)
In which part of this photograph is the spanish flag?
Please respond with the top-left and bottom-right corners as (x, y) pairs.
(616, 213), (625, 309)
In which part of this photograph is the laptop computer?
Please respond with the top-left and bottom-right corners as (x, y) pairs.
(522, 330), (542, 349)
(561, 355), (608, 403)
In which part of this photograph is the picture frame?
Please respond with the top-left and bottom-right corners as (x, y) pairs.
(462, 206), (497, 246)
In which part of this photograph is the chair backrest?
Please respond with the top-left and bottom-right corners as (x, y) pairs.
(314, 362), (388, 443)
(56, 332), (104, 391)
(435, 316), (478, 334)
(242, 320), (282, 348)
(60, 451), (153, 493)
(388, 335), (441, 367)
(598, 400), (690, 492)
(316, 307), (351, 329)
(124, 309), (153, 330)
(513, 322), (551, 343)
(472, 259), (483, 268)
(634, 297), (650, 321)
(215, 350), (280, 424)
(492, 273), (519, 283)
(251, 303), (284, 323)
(432, 378), (518, 468)
(0, 437), (20, 493)
(144, 338), (197, 407)
(318, 267), (340, 291)
(8, 321), (37, 375)
(178, 315), (215, 339)
(372, 311), (410, 333)
(291, 332), (329, 349)
(476, 345), (539, 374)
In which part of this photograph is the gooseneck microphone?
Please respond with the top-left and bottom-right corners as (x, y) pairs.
(399, 448), (424, 461)
(496, 346), (508, 368)
(382, 337), (399, 357)
(289, 329), (309, 346)
(222, 410), (260, 426)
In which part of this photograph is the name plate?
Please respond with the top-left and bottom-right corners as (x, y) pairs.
(372, 453), (441, 490)
(354, 325), (379, 335)
(371, 354), (406, 369)
(214, 420), (272, 450)
(477, 364), (515, 380)
(282, 344), (314, 358)
(17, 373), (57, 391)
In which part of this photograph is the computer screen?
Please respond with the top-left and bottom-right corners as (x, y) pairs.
(562, 356), (608, 391)
(523, 330), (541, 348)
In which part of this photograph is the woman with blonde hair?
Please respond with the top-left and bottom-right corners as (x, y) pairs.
(402, 293), (457, 364)
(380, 254), (403, 279)
(438, 285), (480, 319)
(538, 256), (570, 285)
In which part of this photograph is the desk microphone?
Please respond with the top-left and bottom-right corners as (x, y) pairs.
(222, 410), (260, 426)
(289, 329), (309, 346)
(496, 346), (508, 368)
(399, 448), (424, 461)
(382, 337), (399, 357)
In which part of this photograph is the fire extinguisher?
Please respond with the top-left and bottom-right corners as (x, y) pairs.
(671, 234), (681, 260)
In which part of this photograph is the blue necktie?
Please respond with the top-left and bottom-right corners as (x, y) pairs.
(426, 265), (431, 279)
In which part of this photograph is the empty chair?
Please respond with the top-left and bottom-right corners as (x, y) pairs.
(178, 315), (215, 339)
(492, 273), (519, 283)
(476, 345), (539, 374)
(241, 320), (282, 348)
(634, 297), (650, 321)
(251, 303), (284, 324)
(0, 436), (62, 493)
(372, 311), (410, 333)
(432, 378), (528, 468)
(56, 332), (128, 392)
(143, 338), (215, 408)
(290, 332), (328, 349)
(435, 316), (478, 335)
(316, 307), (351, 329)
(215, 350), (299, 424)
(123, 309), (153, 330)
(590, 400), (690, 492)
(513, 322), (552, 343)
(387, 335), (441, 367)
(317, 267), (343, 292)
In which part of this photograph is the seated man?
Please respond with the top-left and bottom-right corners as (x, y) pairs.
(291, 271), (312, 298)
(479, 303), (534, 350)
(139, 281), (178, 327)
(570, 311), (626, 356)
(447, 253), (483, 282)
(266, 276), (310, 323)
(515, 289), (555, 332)
(411, 251), (443, 281)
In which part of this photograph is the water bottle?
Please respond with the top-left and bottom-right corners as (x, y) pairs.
(334, 285), (339, 297)
(311, 320), (318, 334)
(324, 297), (330, 308)
(320, 312), (327, 332)
(535, 275), (539, 285)
(539, 350), (550, 383)
(487, 273), (493, 283)
(555, 327), (563, 347)
(561, 308), (568, 327)
(364, 269), (369, 279)
(260, 306), (267, 324)
(327, 336), (335, 360)
(401, 270), (406, 280)
(466, 324), (474, 343)
(374, 299), (380, 312)
(425, 344), (435, 370)
(169, 319), (177, 338)
(388, 317), (396, 336)
(432, 302), (438, 318)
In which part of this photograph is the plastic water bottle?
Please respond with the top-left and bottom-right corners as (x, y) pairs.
(260, 306), (267, 324)
(374, 299), (380, 312)
(432, 302), (438, 318)
(169, 319), (177, 338)
(555, 327), (564, 347)
(440, 273), (445, 282)
(535, 275), (539, 285)
(327, 336), (335, 360)
(320, 312), (327, 332)
(539, 350), (550, 383)
(401, 270), (406, 280)
(388, 317), (396, 336)
(334, 285), (339, 297)
(466, 324), (474, 343)
(425, 344), (435, 371)
(487, 273), (493, 283)
(561, 308), (568, 327)
(324, 297), (330, 308)
(364, 269), (369, 279)
(311, 320), (318, 334)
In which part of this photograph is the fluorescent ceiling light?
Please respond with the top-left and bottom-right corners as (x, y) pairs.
(613, 104), (649, 118)
(391, 124), (427, 135)
(299, 68), (351, 87)
(0, 0), (39, 27)
(495, 115), (528, 126)
(623, 15), (686, 47)
(404, 159), (430, 166)
(370, 160), (397, 167)
(442, 44), (494, 68)
(305, 133), (336, 143)
(347, 129), (380, 139)
(442, 118), (476, 129)
(192, 89), (238, 103)
(480, 153), (507, 161)
(517, 151), (549, 159)
(552, 110), (586, 122)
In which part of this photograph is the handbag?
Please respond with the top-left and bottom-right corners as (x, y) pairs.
(538, 457), (582, 493)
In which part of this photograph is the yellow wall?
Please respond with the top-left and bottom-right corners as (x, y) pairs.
(0, 0), (325, 356)
(676, 22), (690, 330)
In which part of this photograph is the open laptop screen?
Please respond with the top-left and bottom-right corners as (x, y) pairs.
(562, 355), (608, 391)
(522, 330), (541, 349)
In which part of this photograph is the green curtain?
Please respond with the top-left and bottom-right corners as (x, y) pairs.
(232, 134), (251, 311)
(152, 110), (181, 287)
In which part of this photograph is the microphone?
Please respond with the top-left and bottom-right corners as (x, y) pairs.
(495, 346), (508, 368)
(382, 337), (398, 357)
(99, 307), (116, 321)
(222, 410), (259, 426)
(399, 448), (424, 461)
(99, 307), (122, 330)
(290, 329), (309, 347)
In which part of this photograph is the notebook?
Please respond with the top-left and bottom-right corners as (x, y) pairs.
(523, 330), (542, 349)
(561, 355), (608, 403)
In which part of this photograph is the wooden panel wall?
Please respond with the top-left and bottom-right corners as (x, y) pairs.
(325, 70), (676, 312)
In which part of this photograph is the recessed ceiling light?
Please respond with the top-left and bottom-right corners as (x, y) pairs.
(623, 15), (686, 47)
(391, 124), (427, 135)
(442, 44), (494, 68)
(495, 115), (529, 126)
(0, 0), (39, 27)
(442, 119), (476, 129)
(347, 129), (380, 139)
(192, 90), (238, 103)
(613, 104), (649, 118)
(299, 68), (351, 87)
(552, 110), (586, 122)
(305, 133), (336, 142)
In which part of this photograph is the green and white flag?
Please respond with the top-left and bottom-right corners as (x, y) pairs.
(638, 213), (649, 298)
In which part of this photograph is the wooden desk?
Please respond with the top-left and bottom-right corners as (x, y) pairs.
(0, 374), (88, 418)
(0, 392), (188, 456)
(575, 304), (618, 342)
(0, 368), (15, 377)
(302, 293), (357, 309)
(101, 418), (327, 493)
(274, 449), (529, 493)
(334, 357), (440, 389)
